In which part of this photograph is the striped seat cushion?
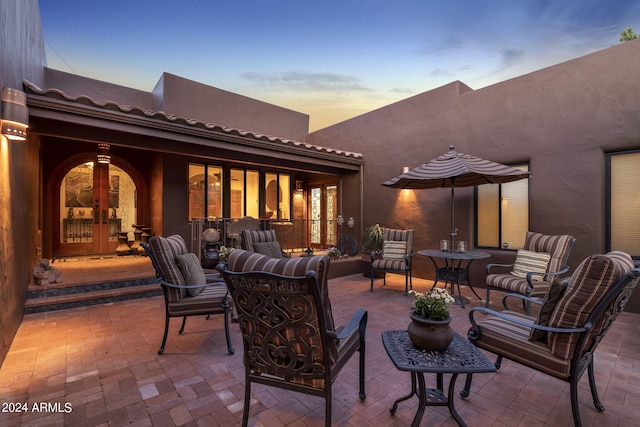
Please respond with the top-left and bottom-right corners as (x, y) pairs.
(548, 251), (634, 359)
(372, 258), (407, 271)
(471, 310), (571, 378)
(166, 234), (189, 257)
(149, 235), (187, 301)
(240, 229), (277, 251)
(523, 232), (574, 281)
(167, 283), (230, 316)
(384, 228), (415, 254)
(486, 274), (552, 296)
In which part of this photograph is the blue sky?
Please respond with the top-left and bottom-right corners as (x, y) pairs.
(39, 0), (640, 131)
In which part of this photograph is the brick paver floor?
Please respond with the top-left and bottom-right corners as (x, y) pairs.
(1, 267), (639, 426)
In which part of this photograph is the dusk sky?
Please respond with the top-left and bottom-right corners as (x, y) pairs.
(39, 1), (640, 132)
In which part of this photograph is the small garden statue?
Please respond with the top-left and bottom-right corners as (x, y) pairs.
(32, 259), (63, 285)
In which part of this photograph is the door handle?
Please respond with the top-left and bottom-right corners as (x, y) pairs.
(102, 209), (108, 224)
(94, 199), (100, 224)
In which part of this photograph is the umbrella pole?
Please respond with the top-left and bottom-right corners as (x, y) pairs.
(450, 181), (457, 251)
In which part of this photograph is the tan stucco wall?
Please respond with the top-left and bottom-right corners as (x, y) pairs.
(43, 68), (153, 108)
(153, 73), (310, 141)
(0, 0), (47, 366)
(307, 40), (640, 312)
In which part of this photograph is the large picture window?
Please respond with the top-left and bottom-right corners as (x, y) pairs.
(190, 164), (291, 221)
(607, 151), (640, 257)
(476, 164), (529, 249)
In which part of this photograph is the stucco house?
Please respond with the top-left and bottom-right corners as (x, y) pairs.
(1, 0), (639, 368)
(307, 39), (640, 312)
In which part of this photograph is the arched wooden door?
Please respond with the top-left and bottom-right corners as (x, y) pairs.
(53, 158), (138, 257)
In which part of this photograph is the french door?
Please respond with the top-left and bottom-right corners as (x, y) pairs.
(309, 184), (338, 249)
(55, 161), (137, 256)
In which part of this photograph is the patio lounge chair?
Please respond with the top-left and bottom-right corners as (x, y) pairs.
(370, 228), (415, 295)
(218, 249), (367, 427)
(142, 235), (234, 355)
(239, 228), (290, 258)
(466, 251), (639, 427)
(485, 231), (576, 314)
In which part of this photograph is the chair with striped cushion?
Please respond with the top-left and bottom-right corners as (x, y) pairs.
(142, 235), (234, 355)
(218, 249), (367, 427)
(466, 251), (639, 427)
(485, 231), (576, 314)
(370, 228), (415, 295)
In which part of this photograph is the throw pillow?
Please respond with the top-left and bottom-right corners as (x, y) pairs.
(175, 253), (206, 296)
(511, 249), (551, 281)
(252, 241), (284, 259)
(383, 240), (407, 260)
(529, 279), (568, 342)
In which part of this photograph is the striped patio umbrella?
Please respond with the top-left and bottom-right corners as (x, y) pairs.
(382, 146), (530, 247)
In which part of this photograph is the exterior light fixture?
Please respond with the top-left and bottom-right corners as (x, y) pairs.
(97, 143), (111, 164)
(294, 180), (304, 196)
(1, 87), (28, 141)
(401, 166), (410, 174)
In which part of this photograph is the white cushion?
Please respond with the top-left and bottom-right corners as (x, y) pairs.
(383, 240), (407, 260)
(511, 249), (551, 281)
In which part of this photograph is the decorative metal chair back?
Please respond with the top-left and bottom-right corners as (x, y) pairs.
(223, 269), (335, 387)
(220, 260), (367, 427)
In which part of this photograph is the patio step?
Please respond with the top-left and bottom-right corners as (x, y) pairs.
(25, 277), (161, 314)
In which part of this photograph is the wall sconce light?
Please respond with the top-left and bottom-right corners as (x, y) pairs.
(401, 166), (410, 174)
(97, 143), (111, 164)
(1, 87), (28, 141)
(294, 180), (304, 196)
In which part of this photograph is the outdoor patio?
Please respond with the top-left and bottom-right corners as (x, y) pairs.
(1, 263), (639, 426)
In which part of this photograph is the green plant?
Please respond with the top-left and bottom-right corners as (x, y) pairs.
(363, 223), (385, 253)
(409, 287), (455, 320)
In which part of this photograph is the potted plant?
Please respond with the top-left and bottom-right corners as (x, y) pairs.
(407, 287), (456, 351)
(326, 246), (346, 260)
(363, 223), (385, 253)
(218, 246), (235, 263)
(361, 224), (385, 277)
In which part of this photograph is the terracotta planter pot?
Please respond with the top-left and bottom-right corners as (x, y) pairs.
(361, 254), (384, 278)
(407, 312), (454, 351)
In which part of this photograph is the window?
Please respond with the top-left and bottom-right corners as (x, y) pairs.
(189, 164), (222, 219)
(607, 151), (640, 257)
(476, 164), (529, 249)
(190, 164), (291, 220)
(230, 169), (259, 218)
(265, 172), (290, 220)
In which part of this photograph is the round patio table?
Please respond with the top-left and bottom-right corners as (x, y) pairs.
(418, 249), (490, 308)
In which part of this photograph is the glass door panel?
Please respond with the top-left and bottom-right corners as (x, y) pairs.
(57, 161), (136, 256)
